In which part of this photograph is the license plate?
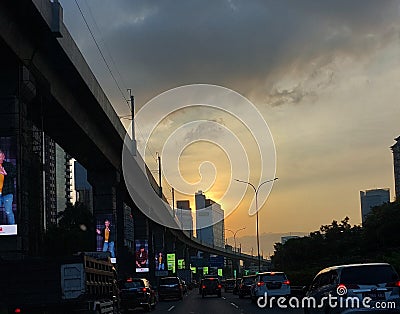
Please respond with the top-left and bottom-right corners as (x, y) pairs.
(363, 291), (386, 300)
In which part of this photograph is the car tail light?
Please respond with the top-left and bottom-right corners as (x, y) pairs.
(257, 282), (264, 287)
(338, 283), (359, 292)
(386, 281), (400, 287)
(218, 284), (222, 289)
(202, 285), (206, 289)
(283, 280), (290, 285)
(14, 309), (21, 314)
(142, 287), (148, 292)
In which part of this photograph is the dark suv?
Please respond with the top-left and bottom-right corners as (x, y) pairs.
(238, 275), (256, 298)
(119, 278), (156, 312)
(201, 277), (222, 298)
(158, 277), (184, 301)
(224, 278), (236, 292)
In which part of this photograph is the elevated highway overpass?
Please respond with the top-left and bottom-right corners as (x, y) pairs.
(0, 0), (270, 274)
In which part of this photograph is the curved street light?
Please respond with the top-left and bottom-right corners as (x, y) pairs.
(234, 177), (278, 272)
(225, 227), (246, 253)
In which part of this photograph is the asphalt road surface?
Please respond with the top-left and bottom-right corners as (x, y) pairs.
(128, 290), (304, 314)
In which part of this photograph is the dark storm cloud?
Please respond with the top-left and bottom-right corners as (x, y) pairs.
(60, 0), (400, 107)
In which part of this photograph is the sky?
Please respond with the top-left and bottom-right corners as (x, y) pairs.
(59, 0), (400, 253)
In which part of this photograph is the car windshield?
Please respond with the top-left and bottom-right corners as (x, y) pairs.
(261, 274), (287, 282)
(124, 280), (144, 288)
(160, 278), (179, 285)
(340, 265), (398, 285)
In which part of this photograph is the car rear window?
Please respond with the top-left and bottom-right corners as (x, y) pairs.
(340, 265), (399, 285)
(261, 274), (287, 282)
(124, 280), (144, 288)
(204, 278), (219, 283)
(243, 278), (255, 284)
(160, 278), (179, 285)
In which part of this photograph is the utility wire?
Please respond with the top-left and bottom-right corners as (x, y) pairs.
(75, 0), (159, 165)
(74, 0), (129, 107)
(84, 0), (130, 98)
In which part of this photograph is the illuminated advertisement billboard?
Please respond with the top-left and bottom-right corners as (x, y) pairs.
(0, 137), (17, 236)
(155, 252), (165, 270)
(178, 259), (185, 270)
(135, 240), (149, 273)
(167, 253), (176, 273)
(95, 213), (116, 262)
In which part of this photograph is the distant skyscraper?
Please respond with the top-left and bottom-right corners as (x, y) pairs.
(73, 161), (93, 212)
(360, 188), (390, 223)
(391, 136), (400, 200)
(176, 200), (193, 238)
(195, 191), (225, 248)
(43, 139), (72, 227)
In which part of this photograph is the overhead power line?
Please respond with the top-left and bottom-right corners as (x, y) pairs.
(74, 0), (129, 107)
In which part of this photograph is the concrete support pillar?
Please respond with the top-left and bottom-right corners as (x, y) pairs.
(88, 169), (122, 261)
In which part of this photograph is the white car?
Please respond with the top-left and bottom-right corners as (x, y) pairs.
(305, 263), (400, 314)
(251, 271), (291, 302)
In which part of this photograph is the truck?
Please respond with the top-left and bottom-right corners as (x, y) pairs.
(0, 252), (120, 314)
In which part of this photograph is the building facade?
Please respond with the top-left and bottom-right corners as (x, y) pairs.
(176, 200), (193, 238)
(360, 188), (390, 223)
(391, 136), (400, 200)
(73, 161), (93, 212)
(195, 191), (225, 248)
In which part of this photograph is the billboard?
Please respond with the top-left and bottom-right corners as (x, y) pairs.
(167, 253), (176, 273)
(177, 259), (185, 270)
(155, 252), (165, 270)
(0, 137), (17, 236)
(95, 213), (116, 262)
(135, 239), (149, 273)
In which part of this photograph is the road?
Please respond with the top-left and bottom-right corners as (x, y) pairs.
(129, 290), (304, 314)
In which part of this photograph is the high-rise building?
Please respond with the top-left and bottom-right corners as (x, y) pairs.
(391, 136), (400, 200)
(43, 139), (72, 227)
(73, 161), (93, 212)
(195, 191), (225, 248)
(176, 200), (193, 238)
(360, 188), (390, 223)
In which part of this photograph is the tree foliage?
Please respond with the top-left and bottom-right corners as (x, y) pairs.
(43, 202), (95, 256)
(272, 201), (400, 285)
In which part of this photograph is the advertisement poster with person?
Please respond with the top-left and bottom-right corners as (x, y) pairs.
(95, 213), (116, 263)
(155, 252), (165, 270)
(0, 137), (17, 236)
(135, 240), (149, 273)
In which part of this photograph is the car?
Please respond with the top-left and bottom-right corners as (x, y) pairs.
(238, 275), (257, 298)
(201, 277), (222, 298)
(233, 278), (242, 295)
(251, 271), (291, 302)
(158, 277), (184, 301)
(224, 278), (236, 292)
(119, 278), (156, 312)
(304, 263), (400, 314)
(199, 278), (204, 294)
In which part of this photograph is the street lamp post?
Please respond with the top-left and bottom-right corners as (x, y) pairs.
(225, 227), (246, 253)
(235, 177), (278, 272)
